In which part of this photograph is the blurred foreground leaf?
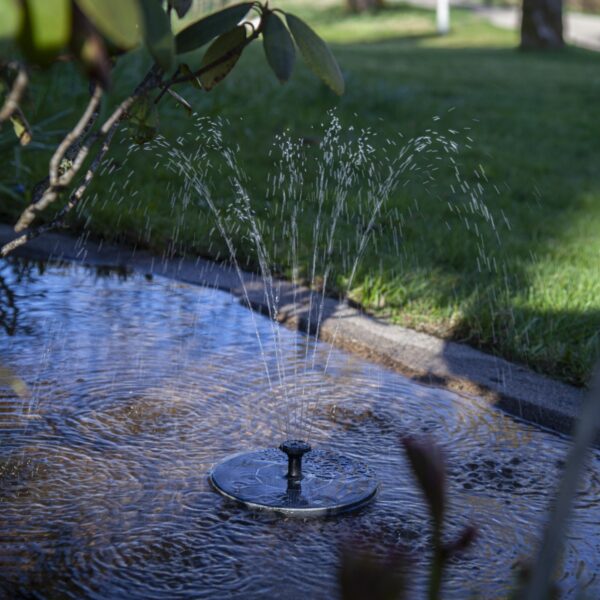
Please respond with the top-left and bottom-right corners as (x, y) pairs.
(401, 436), (446, 530)
(75, 0), (142, 49)
(0, 0), (23, 40)
(520, 366), (600, 599)
(141, 0), (175, 71)
(0, 365), (29, 398)
(22, 0), (71, 61)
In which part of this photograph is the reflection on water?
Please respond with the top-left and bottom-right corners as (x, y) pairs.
(0, 261), (23, 336)
(0, 260), (599, 599)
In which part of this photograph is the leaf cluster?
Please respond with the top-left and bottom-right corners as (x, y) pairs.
(0, 1), (345, 256)
(0, 1), (344, 149)
(0, 0), (344, 94)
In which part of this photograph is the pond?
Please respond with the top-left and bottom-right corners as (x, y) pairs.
(0, 259), (599, 599)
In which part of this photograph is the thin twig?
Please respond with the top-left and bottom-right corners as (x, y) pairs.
(0, 63), (28, 124)
(58, 122), (120, 221)
(1, 123), (119, 256)
(15, 88), (105, 231)
(13, 67), (161, 234)
(49, 84), (103, 186)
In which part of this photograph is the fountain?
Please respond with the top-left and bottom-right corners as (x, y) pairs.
(55, 113), (503, 522)
(2, 117), (599, 597)
(2, 255), (600, 597)
(210, 439), (378, 515)
(142, 114), (498, 518)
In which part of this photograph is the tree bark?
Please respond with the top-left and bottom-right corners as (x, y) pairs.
(346, 0), (385, 13)
(520, 0), (564, 49)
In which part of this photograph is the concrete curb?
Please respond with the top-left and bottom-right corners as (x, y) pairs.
(0, 224), (585, 436)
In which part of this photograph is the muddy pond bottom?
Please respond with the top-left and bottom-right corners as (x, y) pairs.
(0, 259), (599, 599)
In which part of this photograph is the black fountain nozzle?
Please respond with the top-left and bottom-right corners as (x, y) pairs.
(279, 439), (311, 480)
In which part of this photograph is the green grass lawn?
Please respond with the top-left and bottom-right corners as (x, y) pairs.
(1, 1), (599, 386)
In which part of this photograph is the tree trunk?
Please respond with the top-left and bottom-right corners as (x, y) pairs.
(346, 0), (385, 13)
(520, 0), (564, 49)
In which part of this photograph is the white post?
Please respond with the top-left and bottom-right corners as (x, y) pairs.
(437, 0), (450, 34)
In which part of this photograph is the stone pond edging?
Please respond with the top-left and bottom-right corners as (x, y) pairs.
(0, 223), (585, 437)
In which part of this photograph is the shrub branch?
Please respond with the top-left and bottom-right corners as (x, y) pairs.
(1, 12), (268, 257)
(0, 62), (28, 124)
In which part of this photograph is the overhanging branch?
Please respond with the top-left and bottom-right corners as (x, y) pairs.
(1, 11), (267, 256)
(0, 62), (28, 125)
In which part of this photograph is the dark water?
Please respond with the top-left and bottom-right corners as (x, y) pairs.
(0, 260), (598, 599)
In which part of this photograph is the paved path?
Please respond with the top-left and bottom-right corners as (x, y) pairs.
(476, 4), (600, 50)
(407, 0), (600, 50)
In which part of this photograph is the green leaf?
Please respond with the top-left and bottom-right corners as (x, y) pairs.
(285, 13), (344, 96)
(169, 0), (192, 19)
(140, 0), (174, 71)
(198, 25), (246, 91)
(180, 63), (201, 88)
(130, 94), (159, 126)
(74, 0), (142, 49)
(129, 94), (159, 143)
(175, 2), (252, 54)
(24, 0), (71, 56)
(0, 0), (22, 40)
(263, 12), (295, 84)
(11, 112), (32, 146)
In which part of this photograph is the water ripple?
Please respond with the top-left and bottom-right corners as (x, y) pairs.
(0, 260), (599, 599)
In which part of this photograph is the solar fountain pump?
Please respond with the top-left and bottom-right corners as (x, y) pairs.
(209, 438), (378, 517)
(280, 439), (311, 480)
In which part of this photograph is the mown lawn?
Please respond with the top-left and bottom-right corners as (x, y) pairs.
(1, 0), (599, 385)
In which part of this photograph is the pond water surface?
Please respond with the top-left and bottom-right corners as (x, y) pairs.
(0, 259), (599, 599)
